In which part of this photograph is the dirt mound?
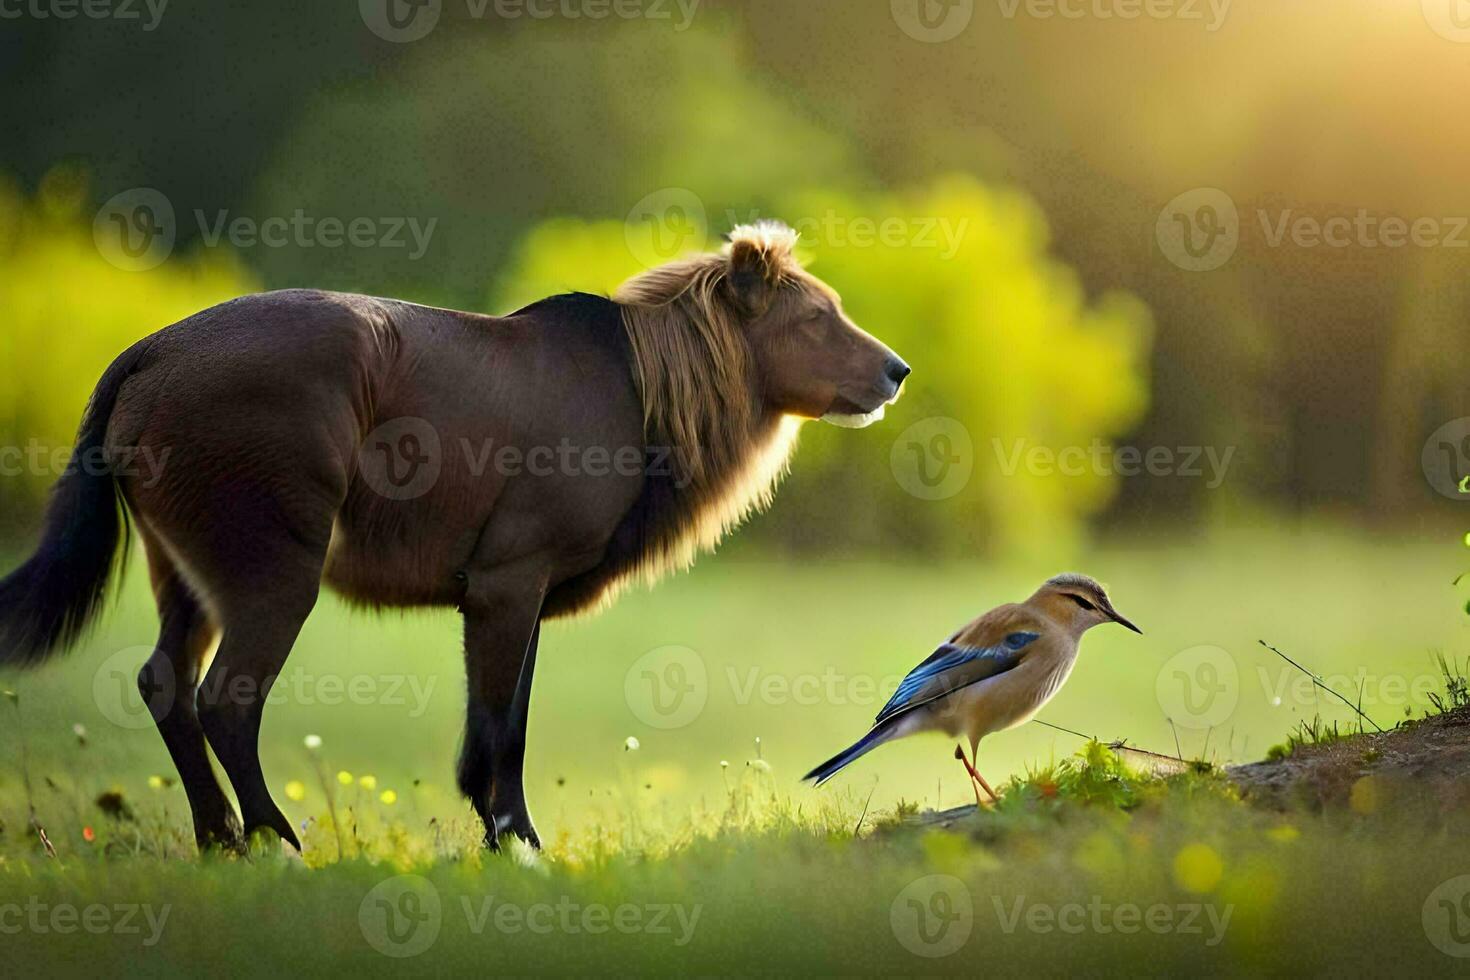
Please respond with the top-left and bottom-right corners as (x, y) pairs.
(902, 707), (1470, 831)
(1228, 705), (1470, 812)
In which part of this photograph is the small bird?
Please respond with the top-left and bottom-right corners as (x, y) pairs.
(803, 573), (1141, 803)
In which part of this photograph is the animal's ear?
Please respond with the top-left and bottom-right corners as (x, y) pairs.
(726, 239), (775, 314)
(723, 221), (797, 316)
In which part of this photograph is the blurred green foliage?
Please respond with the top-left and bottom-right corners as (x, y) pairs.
(248, 27), (856, 305)
(0, 168), (254, 530)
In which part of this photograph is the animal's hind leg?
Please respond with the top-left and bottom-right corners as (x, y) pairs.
(138, 539), (241, 850)
(195, 538), (329, 853)
(114, 347), (358, 853)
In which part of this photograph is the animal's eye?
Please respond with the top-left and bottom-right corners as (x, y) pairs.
(1067, 594), (1097, 612)
(797, 315), (827, 340)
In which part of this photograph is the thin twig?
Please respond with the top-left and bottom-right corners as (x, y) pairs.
(1106, 741), (1197, 767)
(852, 782), (878, 836)
(1032, 717), (1181, 762)
(1259, 640), (1385, 734)
(308, 754), (343, 861)
(1031, 718), (1094, 741)
(5, 692), (56, 857)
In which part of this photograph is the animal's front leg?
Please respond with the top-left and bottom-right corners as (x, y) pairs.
(498, 622), (541, 847)
(458, 569), (546, 851)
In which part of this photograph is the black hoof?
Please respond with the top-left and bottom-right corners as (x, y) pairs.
(515, 822), (542, 850)
(244, 824), (300, 858)
(195, 810), (245, 855)
(484, 812), (541, 852)
(275, 821), (303, 852)
(247, 812), (302, 852)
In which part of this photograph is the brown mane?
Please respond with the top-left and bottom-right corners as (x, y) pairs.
(608, 223), (808, 593)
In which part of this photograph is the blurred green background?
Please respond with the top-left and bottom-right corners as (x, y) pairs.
(3, 1), (1470, 832)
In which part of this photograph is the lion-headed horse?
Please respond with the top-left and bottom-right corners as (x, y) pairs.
(0, 221), (908, 851)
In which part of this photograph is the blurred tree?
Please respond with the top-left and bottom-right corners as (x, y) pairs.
(248, 26), (856, 309)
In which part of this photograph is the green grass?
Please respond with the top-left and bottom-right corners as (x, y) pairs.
(3, 526), (1470, 974)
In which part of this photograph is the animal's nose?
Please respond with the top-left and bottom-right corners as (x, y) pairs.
(884, 355), (911, 387)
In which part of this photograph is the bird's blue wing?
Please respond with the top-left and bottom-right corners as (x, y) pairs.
(874, 632), (1039, 726)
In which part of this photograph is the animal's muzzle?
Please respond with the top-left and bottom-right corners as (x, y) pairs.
(880, 354), (911, 401)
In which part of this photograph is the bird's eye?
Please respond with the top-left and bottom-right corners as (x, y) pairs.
(1067, 594), (1097, 612)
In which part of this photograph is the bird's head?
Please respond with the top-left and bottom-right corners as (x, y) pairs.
(1031, 573), (1142, 638)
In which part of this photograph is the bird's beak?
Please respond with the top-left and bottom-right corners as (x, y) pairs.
(1108, 607), (1143, 634)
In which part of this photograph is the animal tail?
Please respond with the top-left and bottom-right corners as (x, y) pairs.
(0, 343), (144, 667)
(802, 723), (897, 786)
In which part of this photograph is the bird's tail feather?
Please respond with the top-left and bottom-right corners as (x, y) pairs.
(802, 724), (896, 786)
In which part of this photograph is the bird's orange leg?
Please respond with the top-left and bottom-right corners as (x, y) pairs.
(954, 744), (999, 804)
(953, 746), (984, 809)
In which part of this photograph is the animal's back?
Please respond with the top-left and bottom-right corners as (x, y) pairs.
(107, 289), (406, 451)
(102, 287), (647, 612)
